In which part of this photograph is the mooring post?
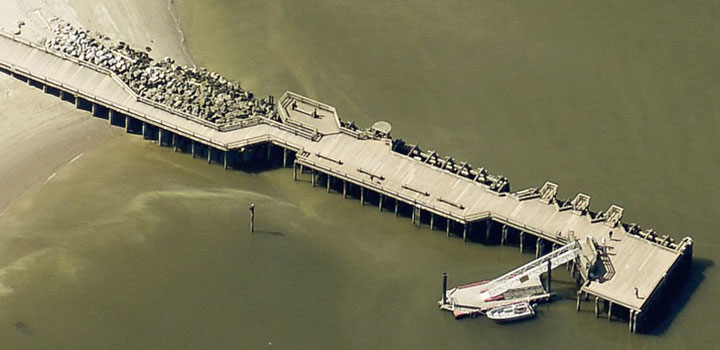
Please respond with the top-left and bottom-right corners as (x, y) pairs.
(442, 272), (448, 306)
(547, 259), (552, 293)
(608, 301), (613, 321)
(342, 181), (347, 198)
(463, 224), (468, 242)
(249, 203), (255, 233)
(283, 148), (288, 168)
(379, 194), (383, 211)
(360, 187), (365, 205)
(594, 297), (600, 318)
(430, 214), (434, 230)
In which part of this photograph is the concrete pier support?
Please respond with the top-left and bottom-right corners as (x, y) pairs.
(446, 219), (451, 236)
(191, 141), (196, 158)
(520, 232), (525, 252)
(414, 207), (421, 227)
(594, 297), (600, 317)
(207, 147), (212, 164)
(223, 151), (228, 170)
(172, 134), (178, 151)
(283, 148), (288, 167)
(430, 214), (434, 230)
(311, 170), (316, 187)
(379, 194), (383, 211)
(360, 187), (365, 205)
(607, 302), (613, 321)
(266, 143), (272, 163)
(326, 175), (331, 193)
(293, 163), (298, 181)
(485, 221), (491, 242)
(142, 122), (147, 139)
(576, 292), (582, 311)
(411, 205), (416, 224)
(342, 181), (347, 198)
(535, 238), (542, 258)
(501, 225), (507, 245)
(463, 224), (468, 242)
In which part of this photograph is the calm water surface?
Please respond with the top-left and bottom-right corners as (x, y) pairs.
(0, 0), (718, 348)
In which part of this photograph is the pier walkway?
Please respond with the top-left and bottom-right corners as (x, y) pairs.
(0, 31), (692, 333)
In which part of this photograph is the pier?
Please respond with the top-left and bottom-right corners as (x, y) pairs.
(0, 29), (693, 333)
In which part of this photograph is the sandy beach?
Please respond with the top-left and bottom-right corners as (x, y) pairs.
(0, 0), (190, 214)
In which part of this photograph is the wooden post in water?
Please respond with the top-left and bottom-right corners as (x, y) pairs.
(442, 272), (448, 306)
(249, 203), (255, 233)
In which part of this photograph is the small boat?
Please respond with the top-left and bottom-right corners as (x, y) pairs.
(486, 301), (536, 323)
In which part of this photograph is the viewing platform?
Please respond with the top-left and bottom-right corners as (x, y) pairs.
(0, 29), (693, 333)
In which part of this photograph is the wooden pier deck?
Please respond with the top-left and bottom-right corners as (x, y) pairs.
(0, 31), (693, 333)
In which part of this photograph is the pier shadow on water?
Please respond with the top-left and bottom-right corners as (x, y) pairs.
(647, 257), (713, 335)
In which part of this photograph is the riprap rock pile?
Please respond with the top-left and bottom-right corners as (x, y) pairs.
(45, 23), (276, 127)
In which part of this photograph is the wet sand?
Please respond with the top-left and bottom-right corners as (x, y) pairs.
(0, 0), (189, 214)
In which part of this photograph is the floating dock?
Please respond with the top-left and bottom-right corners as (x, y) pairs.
(0, 30), (693, 333)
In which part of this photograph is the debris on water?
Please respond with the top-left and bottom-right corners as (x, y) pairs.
(14, 321), (34, 335)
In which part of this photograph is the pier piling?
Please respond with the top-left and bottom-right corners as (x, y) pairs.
(442, 272), (448, 306)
